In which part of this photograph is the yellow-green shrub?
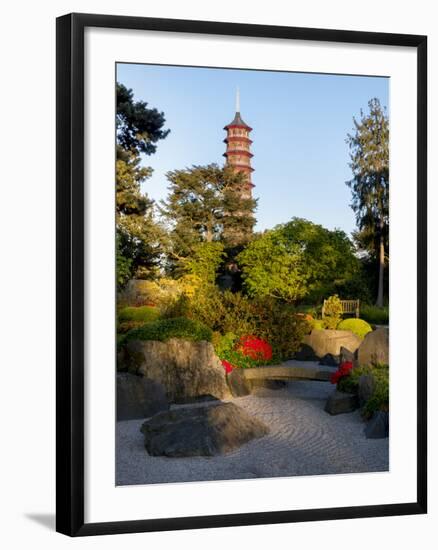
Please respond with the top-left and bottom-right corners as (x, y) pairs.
(337, 318), (373, 339)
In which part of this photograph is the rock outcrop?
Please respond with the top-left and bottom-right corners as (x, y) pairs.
(302, 329), (362, 359)
(117, 373), (169, 420)
(124, 338), (231, 402)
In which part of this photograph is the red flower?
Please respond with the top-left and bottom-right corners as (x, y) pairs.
(237, 335), (273, 362)
(221, 359), (234, 374)
(330, 361), (353, 384)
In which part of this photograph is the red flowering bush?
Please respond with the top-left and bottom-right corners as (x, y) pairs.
(218, 334), (273, 372)
(330, 361), (353, 384)
(221, 359), (234, 374)
(236, 335), (273, 362)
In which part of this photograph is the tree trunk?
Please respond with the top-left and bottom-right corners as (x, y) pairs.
(376, 224), (385, 307)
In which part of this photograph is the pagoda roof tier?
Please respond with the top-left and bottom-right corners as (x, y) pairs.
(223, 136), (253, 144)
(223, 150), (254, 158)
(223, 111), (252, 131)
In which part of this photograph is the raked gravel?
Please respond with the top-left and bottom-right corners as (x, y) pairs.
(116, 379), (389, 486)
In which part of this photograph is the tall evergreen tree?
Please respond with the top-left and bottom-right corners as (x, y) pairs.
(160, 164), (257, 271)
(346, 98), (389, 307)
(116, 83), (169, 282)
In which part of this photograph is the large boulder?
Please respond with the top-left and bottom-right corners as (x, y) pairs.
(357, 328), (389, 367)
(117, 373), (169, 420)
(140, 402), (269, 457)
(124, 338), (231, 402)
(324, 389), (359, 415)
(364, 411), (389, 439)
(302, 329), (361, 359)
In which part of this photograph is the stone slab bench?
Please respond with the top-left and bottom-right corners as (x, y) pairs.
(227, 360), (336, 397)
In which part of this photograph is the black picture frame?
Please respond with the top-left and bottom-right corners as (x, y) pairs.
(56, 12), (427, 537)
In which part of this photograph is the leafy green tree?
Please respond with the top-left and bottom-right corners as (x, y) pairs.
(185, 242), (226, 285)
(160, 164), (257, 270)
(346, 98), (389, 306)
(238, 218), (359, 303)
(116, 83), (169, 280)
(237, 230), (307, 302)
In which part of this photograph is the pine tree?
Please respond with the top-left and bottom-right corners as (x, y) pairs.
(346, 98), (389, 307)
(116, 83), (169, 280)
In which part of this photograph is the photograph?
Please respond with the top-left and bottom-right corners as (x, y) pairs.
(115, 62), (390, 486)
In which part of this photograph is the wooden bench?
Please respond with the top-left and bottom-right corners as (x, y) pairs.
(322, 299), (360, 318)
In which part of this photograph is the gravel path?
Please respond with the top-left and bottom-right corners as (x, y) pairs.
(116, 380), (389, 486)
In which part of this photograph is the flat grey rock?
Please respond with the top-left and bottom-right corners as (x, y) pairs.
(140, 402), (269, 457)
(324, 389), (359, 415)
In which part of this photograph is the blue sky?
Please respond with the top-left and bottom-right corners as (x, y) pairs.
(117, 63), (388, 237)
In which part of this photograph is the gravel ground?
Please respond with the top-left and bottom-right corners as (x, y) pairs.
(116, 380), (389, 486)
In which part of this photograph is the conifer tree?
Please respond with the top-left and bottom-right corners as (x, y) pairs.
(116, 83), (169, 281)
(160, 164), (257, 272)
(346, 98), (389, 307)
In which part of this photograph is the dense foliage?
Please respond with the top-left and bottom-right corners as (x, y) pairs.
(360, 304), (389, 325)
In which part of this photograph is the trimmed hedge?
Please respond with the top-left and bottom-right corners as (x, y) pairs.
(360, 305), (389, 326)
(118, 305), (160, 323)
(124, 317), (212, 343)
(337, 318), (373, 339)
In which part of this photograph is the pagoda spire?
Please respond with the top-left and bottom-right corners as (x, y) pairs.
(223, 91), (254, 196)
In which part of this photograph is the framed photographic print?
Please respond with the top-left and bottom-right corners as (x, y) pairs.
(56, 13), (427, 536)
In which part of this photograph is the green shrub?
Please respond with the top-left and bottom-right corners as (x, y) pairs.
(322, 295), (343, 329)
(118, 305), (160, 323)
(117, 305), (161, 334)
(361, 304), (389, 325)
(124, 317), (212, 343)
(252, 298), (310, 361)
(337, 318), (373, 339)
(311, 319), (325, 331)
(338, 363), (389, 419)
(190, 288), (259, 338)
(212, 331), (237, 357)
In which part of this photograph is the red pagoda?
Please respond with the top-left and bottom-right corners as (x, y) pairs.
(223, 89), (254, 199)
